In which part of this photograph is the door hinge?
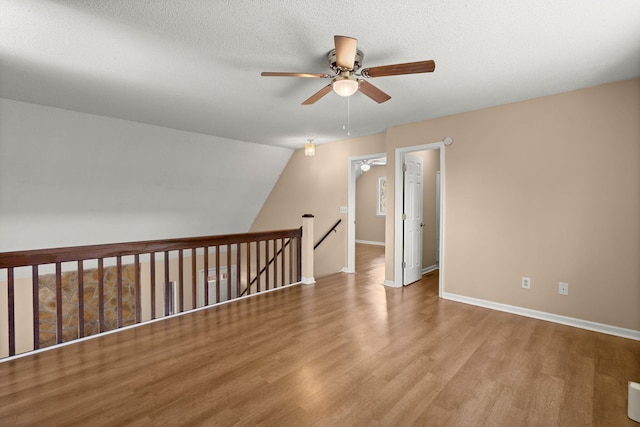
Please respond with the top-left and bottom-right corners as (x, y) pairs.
(402, 163), (407, 172)
(402, 261), (406, 268)
(402, 213), (407, 220)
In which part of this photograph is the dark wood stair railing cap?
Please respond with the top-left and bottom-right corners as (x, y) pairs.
(302, 214), (315, 218)
(0, 228), (302, 268)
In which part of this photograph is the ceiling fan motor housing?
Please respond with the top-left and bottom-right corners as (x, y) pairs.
(328, 49), (364, 73)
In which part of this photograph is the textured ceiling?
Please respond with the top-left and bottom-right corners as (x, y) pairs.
(1, 0), (639, 149)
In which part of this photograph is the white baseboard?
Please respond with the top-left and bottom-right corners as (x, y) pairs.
(422, 264), (438, 275)
(341, 267), (354, 273)
(442, 292), (640, 341)
(355, 240), (385, 246)
(383, 267), (437, 288)
(301, 276), (316, 285)
(383, 279), (400, 288)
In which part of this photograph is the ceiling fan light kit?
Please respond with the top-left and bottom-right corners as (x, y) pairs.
(332, 75), (359, 97)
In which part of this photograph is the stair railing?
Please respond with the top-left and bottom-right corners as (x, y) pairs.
(240, 218), (342, 297)
(0, 228), (301, 359)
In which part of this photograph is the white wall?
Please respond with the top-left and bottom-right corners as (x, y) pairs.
(0, 98), (293, 251)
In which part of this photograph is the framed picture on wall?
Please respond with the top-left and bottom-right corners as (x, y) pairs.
(377, 176), (387, 216)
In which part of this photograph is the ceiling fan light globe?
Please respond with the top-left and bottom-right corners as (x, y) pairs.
(333, 77), (359, 97)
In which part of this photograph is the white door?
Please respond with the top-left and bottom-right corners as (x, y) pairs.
(403, 154), (423, 285)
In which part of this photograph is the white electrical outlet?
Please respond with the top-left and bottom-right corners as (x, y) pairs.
(521, 277), (531, 289)
(558, 282), (569, 295)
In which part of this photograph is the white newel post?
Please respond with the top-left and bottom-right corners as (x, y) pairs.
(301, 214), (315, 284)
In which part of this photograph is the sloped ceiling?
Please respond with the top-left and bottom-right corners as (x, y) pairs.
(1, 0), (639, 149)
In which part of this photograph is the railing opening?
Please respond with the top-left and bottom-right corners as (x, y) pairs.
(0, 228), (302, 359)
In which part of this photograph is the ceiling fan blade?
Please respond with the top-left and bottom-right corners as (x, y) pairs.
(302, 83), (334, 105)
(334, 35), (358, 70)
(261, 72), (331, 78)
(358, 80), (391, 104)
(361, 60), (436, 78)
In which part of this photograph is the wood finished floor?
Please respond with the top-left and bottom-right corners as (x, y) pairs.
(1, 243), (639, 426)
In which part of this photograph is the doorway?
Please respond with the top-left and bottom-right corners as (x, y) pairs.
(346, 153), (386, 274)
(394, 142), (445, 296)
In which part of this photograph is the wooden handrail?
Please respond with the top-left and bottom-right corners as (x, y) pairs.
(314, 219), (342, 250)
(0, 229), (301, 268)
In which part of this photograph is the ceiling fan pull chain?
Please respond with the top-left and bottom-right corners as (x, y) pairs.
(347, 95), (351, 136)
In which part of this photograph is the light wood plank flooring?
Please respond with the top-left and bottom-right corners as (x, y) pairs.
(1, 243), (639, 426)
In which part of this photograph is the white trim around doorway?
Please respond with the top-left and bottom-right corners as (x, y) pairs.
(393, 141), (445, 297)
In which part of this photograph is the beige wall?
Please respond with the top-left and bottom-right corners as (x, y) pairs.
(250, 134), (386, 278)
(355, 165), (386, 243)
(256, 78), (639, 331)
(385, 78), (639, 330)
(0, 276), (32, 357)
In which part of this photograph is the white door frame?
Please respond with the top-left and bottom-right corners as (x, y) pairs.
(346, 152), (387, 273)
(394, 142), (445, 297)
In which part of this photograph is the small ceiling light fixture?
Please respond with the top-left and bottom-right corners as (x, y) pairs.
(360, 161), (371, 172)
(333, 74), (359, 97)
(304, 139), (315, 157)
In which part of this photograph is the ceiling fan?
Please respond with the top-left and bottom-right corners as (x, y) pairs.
(359, 157), (386, 172)
(261, 35), (435, 105)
